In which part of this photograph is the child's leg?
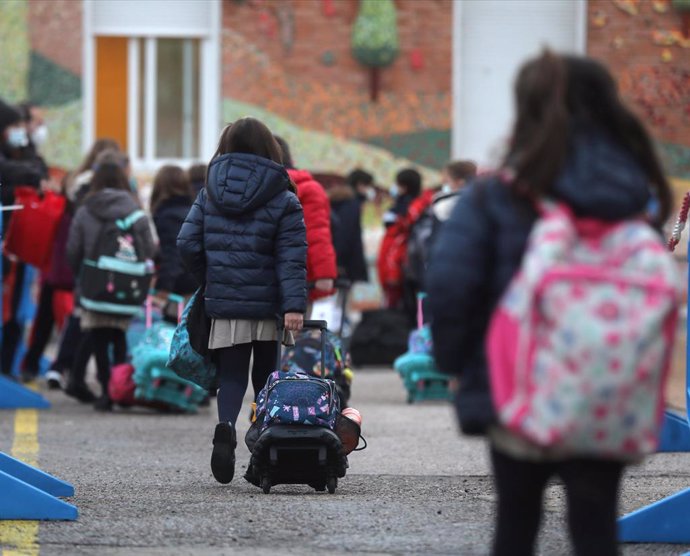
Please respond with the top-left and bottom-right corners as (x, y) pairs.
(250, 340), (278, 399)
(560, 458), (624, 556)
(22, 284), (55, 377)
(215, 343), (253, 424)
(92, 328), (113, 396)
(112, 329), (127, 365)
(65, 330), (97, 402)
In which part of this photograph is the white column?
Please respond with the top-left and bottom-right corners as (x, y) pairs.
(450, 0), (463, 160)
(82, 0), (95, 153)
(144, 37), (158, 166)
(127, 38), (140, 163)
(182, 38), (195, 159)
(200, 0), (222, 161)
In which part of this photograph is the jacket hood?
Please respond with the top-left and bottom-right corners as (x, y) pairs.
(552, 132), (651, 220)
(84, 189), (140, 220)
(328, 182), (356, 203)
(206, 153), (291, 216)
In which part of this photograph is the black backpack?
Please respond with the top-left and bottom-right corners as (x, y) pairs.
(79, 210), (153, 315)
(349, 309), (410, 367)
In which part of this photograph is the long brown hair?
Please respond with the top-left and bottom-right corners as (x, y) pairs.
(212, 117), (283, 163)
(150, 165), (194, 213)
(88, 149), (130, 196)
(75, 138), (121, 175)
(505, 50), (672, 223)
(210, 117), (294, 191)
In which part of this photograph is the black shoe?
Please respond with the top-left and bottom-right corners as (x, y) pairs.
(65, 383), (97, 403)
(94, 396), (113, 412)
(211, 422), (236, 484)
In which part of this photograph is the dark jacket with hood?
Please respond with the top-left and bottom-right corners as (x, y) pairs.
(67, 189), (155, 279)
(177, 153), (307, 319)
(427, 132), (653, 435)
(153, 195), (197, 295)
(329, 183), (368, 282)
(0, 100), (46, 232)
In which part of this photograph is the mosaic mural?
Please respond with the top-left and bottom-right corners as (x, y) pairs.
(589, 0), (690, 179)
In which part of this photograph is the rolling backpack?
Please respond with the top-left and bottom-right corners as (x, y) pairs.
(255, 369), (340, 432)
(487, 202), (682, 458)
(79, 210), (153, 315)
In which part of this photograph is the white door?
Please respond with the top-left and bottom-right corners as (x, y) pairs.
(452, 0), (587, 167)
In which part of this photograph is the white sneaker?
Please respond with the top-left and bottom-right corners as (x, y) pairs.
(45, 370), (64, 390)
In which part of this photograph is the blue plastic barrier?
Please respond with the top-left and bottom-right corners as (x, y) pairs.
(0, 375), (50, 409)
(0, 452), (77, 520)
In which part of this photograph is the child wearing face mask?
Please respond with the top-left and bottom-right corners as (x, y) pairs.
(0, 98), (48, 376)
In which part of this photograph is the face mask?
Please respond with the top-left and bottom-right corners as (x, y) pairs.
(366, 188), (376, 202)
(441, 183), (452, 195)
(31, 125), (48, 147)
(389, 184), (399, 198)
(7, 127), (29, 148)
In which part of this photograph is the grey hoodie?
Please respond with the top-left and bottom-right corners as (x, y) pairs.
(67, 188), (155, 275)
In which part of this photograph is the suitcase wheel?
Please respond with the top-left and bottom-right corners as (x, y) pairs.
(261, 477), (271, 494)
(327, 477), (337, 494)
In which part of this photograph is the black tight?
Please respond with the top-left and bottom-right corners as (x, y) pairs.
(71, 328), (127, 395)
(215, 341), (277, 424)
(491, 447), (624, 556)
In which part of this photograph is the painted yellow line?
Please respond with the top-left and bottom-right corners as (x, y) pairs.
(0, 406), (40, 556)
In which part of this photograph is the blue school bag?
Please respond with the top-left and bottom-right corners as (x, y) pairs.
(255, 370), (340, 432)
(166, 289), (216, 390)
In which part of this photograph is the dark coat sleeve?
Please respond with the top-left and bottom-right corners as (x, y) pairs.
(177, 189), (207, 286)
(275, 193), (307, 314)
(66, 206), (87, 274)
(155, 210), (181, 292)
(427, 185), (493, 376)
(133, 214), (155, 261)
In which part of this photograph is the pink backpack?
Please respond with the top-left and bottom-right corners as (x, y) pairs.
(487, 203), (681, 457)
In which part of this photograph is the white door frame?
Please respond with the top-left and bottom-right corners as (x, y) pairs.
(81, 0), (221, 170)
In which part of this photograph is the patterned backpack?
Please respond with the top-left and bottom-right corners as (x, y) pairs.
(487, 202), (681, 458)
(255, 370), (340, 432)
(79, 210), (153, 315)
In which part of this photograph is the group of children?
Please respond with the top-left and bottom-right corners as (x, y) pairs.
(2, 48), (679, 555)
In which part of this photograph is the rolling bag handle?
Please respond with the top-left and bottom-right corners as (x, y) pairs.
(145, 290), (186, 329)
(275, 319), (329, 374)
(416, 292), (427, 331)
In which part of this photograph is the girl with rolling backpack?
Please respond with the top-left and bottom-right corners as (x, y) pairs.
(428, 51), (680, 556)
(177, 117), (307, 485)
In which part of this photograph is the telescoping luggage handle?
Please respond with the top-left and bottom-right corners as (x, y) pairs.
(307, 278), (351, 337)
(275, 319), (328, 372)
(144, 290), (185, 328)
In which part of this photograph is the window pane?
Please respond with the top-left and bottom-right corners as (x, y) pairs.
(155, 38), (200, 158)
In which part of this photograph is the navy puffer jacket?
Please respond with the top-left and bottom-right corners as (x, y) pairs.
(153, 196), (197, 295)
(427, 131), (652, 435)
(177, 153), (307, 319)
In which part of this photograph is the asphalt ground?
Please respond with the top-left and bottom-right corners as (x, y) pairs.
(1, 368), (690, 556)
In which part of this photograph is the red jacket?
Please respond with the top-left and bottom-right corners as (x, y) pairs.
(288, 169), (337, 300)
(377, 189), (435, 288)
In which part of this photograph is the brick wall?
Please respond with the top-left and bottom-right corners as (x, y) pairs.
(28, 0), (82, 77)
(587, 0), (690, 156)
(221, 0), (453, 143)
